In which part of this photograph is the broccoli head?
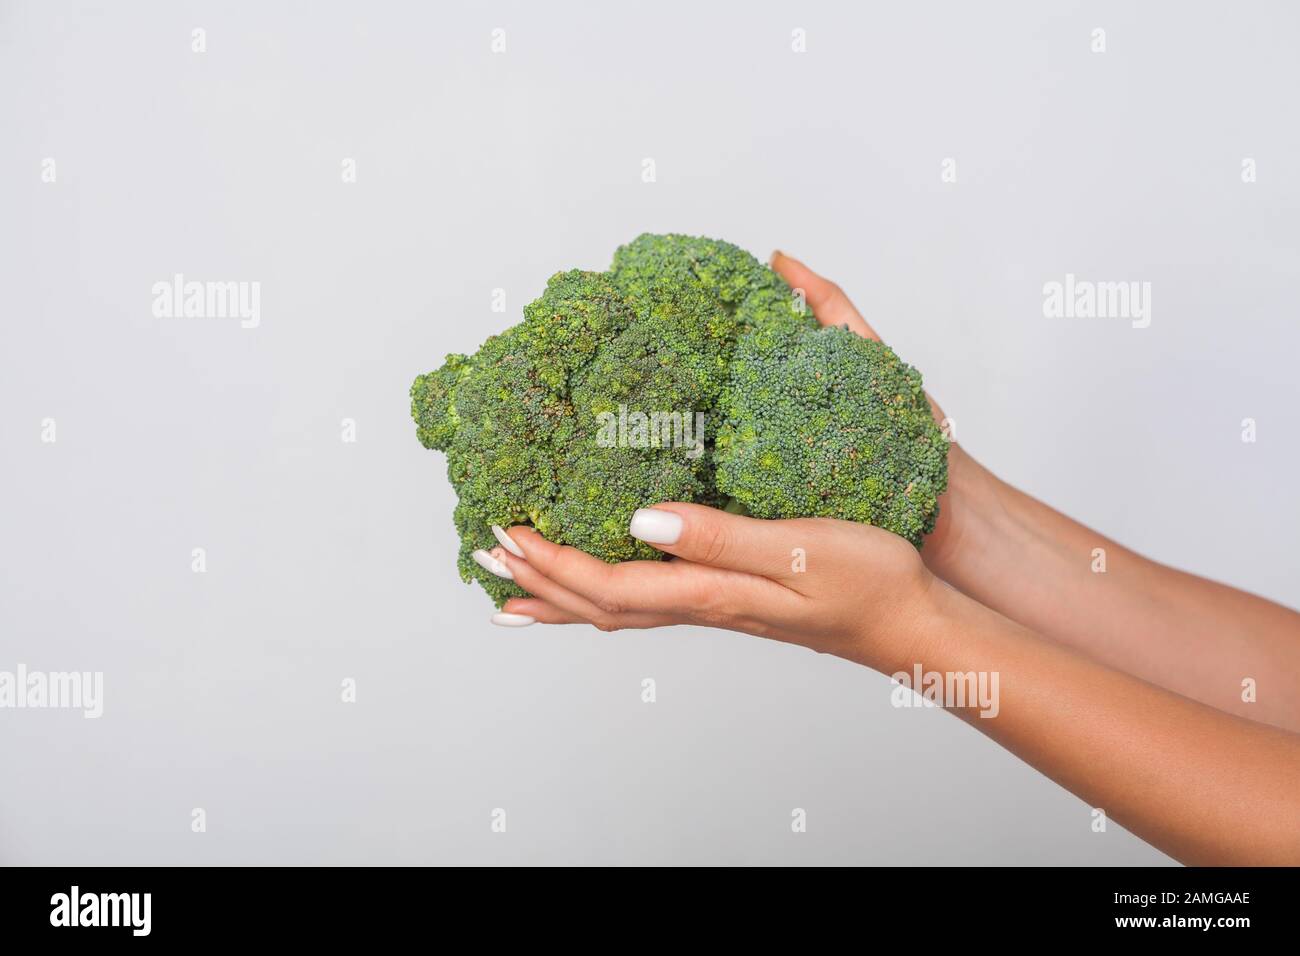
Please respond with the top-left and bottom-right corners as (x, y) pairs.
(411, 234), (948, 606)
(715, 320), (946, 545)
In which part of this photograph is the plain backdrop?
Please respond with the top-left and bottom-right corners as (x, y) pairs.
(2, 0), (1297, 865)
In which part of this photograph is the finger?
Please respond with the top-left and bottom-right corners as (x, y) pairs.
(498, 526), (801, 623)
(497, 598), (587, 625)
(627, 502), (815, 585)
(501, 595), (676, 632)
(769, 250), (880, 341)
(490, 544), (622, 625)
(499, 529), (713, 614)
(492, 541), (686, 631)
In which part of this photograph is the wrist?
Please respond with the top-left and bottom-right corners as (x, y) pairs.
(922, 443), (1015, 584)
(846, 567), (950, 676)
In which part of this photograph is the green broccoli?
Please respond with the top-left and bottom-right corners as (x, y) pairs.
(411, 234), (948, 606)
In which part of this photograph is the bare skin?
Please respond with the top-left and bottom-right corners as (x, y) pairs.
(485, 251), (1300, 866)
(771, 251), (1300, 735)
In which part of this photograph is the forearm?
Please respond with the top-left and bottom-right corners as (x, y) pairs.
(859, 579), (1300, 866)
(926, 445), (1300, 731)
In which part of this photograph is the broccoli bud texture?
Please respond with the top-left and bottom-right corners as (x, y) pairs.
(411, 234), (949, 606)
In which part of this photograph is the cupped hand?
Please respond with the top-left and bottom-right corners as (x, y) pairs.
(487, 503), (935, 669)
(769, 250), (984, 579)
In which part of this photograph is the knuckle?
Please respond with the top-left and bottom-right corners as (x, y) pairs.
(697, 523), (731, 566)
(592, 615), (623, 633)
(555, 545), (584, 574)
(593, 592), (625, 616)
(691, 606), (729, 629)
(686, 579), (732, 628)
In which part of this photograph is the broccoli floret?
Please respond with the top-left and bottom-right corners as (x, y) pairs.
(611, 233), (772, 311)
(715, 322), (947, 546)
(411, 234), (949, 606)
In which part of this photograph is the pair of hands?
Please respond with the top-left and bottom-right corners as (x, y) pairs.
(482, 252), (949, 669)
(477, 253), (1300, 865)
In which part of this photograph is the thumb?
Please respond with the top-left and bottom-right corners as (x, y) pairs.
(629, 502), (806, 582)
(769, 250), (880, 342)
(771, 250), (949, 426)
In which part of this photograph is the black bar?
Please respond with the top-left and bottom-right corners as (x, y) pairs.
(1, 866), (1294, 941)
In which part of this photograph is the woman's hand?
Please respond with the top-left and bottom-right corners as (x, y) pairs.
(487, 503), (935, 672)
(772, 250), (1300, 734)
(476, 248), (1300, 864)
(767, 250), (981, 577)
(486, 245), (1300, 736)
(485, 496), (1300, 867)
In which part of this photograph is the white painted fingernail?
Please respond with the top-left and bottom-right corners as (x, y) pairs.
(472, 548), (513, 580)
(492, 524), (525, 558)
(491, 612), (535, 627)
(489, 548), (515, 579)
(629, 508), (682, 544)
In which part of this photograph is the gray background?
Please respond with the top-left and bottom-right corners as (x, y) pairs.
(2, 0), (1296, 865)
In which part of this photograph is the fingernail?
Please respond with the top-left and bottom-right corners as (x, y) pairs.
(492, 524), (525, 558)
(472, 548), (513, 580)
(769, 249), (783, 267)
(491, 612), (535, 627)
(629, 507), (683, 545)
